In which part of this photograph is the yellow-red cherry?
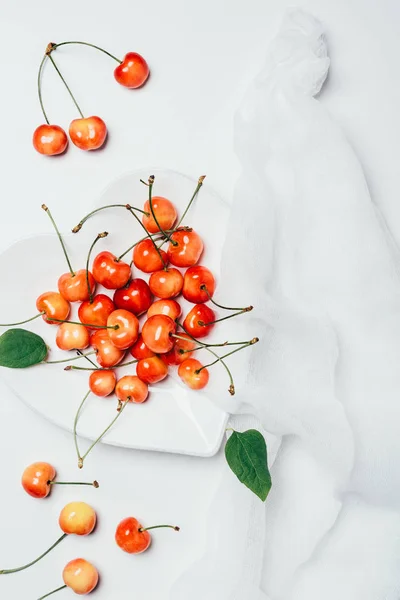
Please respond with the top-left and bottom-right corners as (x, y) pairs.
(147, 299), (181, 321)
(89, 369), (117, 397)
(59, 501), (97, 536)
(167, 230), (203, 267)
(136, 356), (168, 384)
(92, 251), (131, 289)
(56, 323), (90, 351)
(21, 462), (56, 499)
(115, 517), (151, 554)
(63, 558), (99, 595)
(115, 375), (148, 403)
(78, 294), (115, 329)
(113, 278), (152, 315)
(91, 329), (125, 368)
(149, 268), (183, 299)
(130, 334), (155, 360)
(107, 309), (139, 350)
(162, 333), (196, 366)
(141, 314), (176, 354)
(114, 52), (150, 89)
(33, 124), (68, 156)
(36, 291), (70, 325)
(69, 116), (107, 151)
(178, 358), (209, 390)
(133, 239), (168, 273)
(182, 266), (215, 304)
(58, 269), (96, 303)
(142, 197), (177, 233)
(183, 304), (215, 338)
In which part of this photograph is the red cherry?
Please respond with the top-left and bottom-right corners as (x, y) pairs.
(36, 291), (70, 324)
(89, 369), (117, 397)
(92, 251), (131, 289)
(136, 356), (168, 384)
(178, 358), (209, 390)
(56, 323), (90, 350)
(183, 304), (215, 338)
(69, 116), (107, 151)
(58, 269), (96, 303)
(142, 197), (177, 234)
(115, 517), (151, 554)
(107, 309), (139, 350)
(114, 53), (150, 89)
(141, 315), (176, 354)
(115, 375), (148, 403)
(130, 334), (155, 360)
(91, 329), (125, 367)
(182, 266), (215, 304)
(33, 124), (68, 156)
(167, 230), (203, 267)
(63, 558), (99, 595)
(133, 239), (168, 273)
(162, 333), (196, 366)
(113, 278), (152, 315)
(78, 294), (115, 329)
(21, 462), (56, 498)
(148, 268), (183, 299)
(147, 299), (181, 321)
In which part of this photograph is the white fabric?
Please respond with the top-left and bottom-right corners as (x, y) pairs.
(171, 8), (400, 600)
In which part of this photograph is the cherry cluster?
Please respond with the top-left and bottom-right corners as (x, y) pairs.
(33, 41), (149, 156)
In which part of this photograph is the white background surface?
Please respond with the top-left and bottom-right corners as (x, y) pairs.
(0, 1), (399, 598)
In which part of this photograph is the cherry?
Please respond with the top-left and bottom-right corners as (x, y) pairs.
(91, 329), (125, 367)
(178, 358), (209, 390)
(142, 196), (177, 233)
(58, 269), (96, 303)
(162, 333), (196, 366)
(130, 334), (155, 360)
(115, 375), (148, 403)
(133, 239), (168, 273)
(182, 266), (215, 304)
(113, 278), (152, 315)
(21, 462), (98, 499)
(141, 314), (176, 353)
(115, 517), (179, 554)
(89, 369), (117, 397)
(78, 294), (115, 329)
(114, 52), (150, 88)
(92, 251), (131, 289)
(36, 291), (70, 324)
(148, 267), (183, 299)
(33, 124), (68, 156)
(183, 304), (215, 338)
(56, 323), (90, 350)
(136, 356), (168, 384)
(69, 116), (107, 151)
(167, 229), (203, 267)
(62, 558), (99, 596)
(147, 299), (181, 321)
(59, 501), (97, 536)
(107, 309), (139, 350)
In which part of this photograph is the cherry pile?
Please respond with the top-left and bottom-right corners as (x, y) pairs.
(33, 41), (149, 156)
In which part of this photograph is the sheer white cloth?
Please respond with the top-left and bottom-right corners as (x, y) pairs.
(171, 9), (400, 599)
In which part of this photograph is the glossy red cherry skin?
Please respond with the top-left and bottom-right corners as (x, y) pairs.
(58, 269), (96, 303)
(78, 294), (115, 329)
(114, 53), (150, 89)
(133, 239), (168, 273)
(149, 268), (183, 299)
(113, 279), (152, 315)
(141, 315), (176, 353)
(115, 517), (151, 553)
(167, 230), (203, 267)
(69, 116), (107, 151)
(183, 304), (215, 338)
(89, 369), (117, 397)
(92, 251), (131, 289)
(162, 333), (196, 366)
(115, 375), (148, 403)
(178, 358), (209, 390)
(136, 356), (168, 384)
(56, 323), (90, 350)
(36, 292), (70, 325)
(33, 124), (68, 156)
(142, 197), (177, 233)
(107, 309), (139, 350)
(147, 299), (181, 321)
(21, 462), (56, 498)
(91, 329), (125, 368)
(182, 266), (215, 304)
(130, 334), (155, 360)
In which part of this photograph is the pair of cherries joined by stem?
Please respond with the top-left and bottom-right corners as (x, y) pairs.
(34, 41), (149, 156)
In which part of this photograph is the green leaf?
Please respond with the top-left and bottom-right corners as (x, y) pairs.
(225, 429), (272, 501)
(0, 329), (47, 368)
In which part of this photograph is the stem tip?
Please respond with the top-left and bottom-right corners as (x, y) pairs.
(78, 458), (83, 469)
(93, 480), (99, 488)
(251, 337), (259, 344)
(41, 204), (48, 211)
(64, 366), (72, 371)
(229, 384), (235, 396)
(72, 223), (82, 233)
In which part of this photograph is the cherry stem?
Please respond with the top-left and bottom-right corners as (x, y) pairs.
(117, 232), (164, 262)
(51, 41), (122, 64)
(0, 533), (67, 575)
(37, 54), (50, 124)
(139, 525), (180, 533)
(49, 317), (118, 330)
(142, 176), (177, 246)
(72, 204), (149, 234)
(200, 285), (253, 312)
(177, 340), (251, 354)
(49, 480), (99, 487)
(0, 312), (45, 327)
(77, 400), (129, 468)
(37, 585), (67, 600)
(198, 310), (248, 327)
(125, 205), (167, 268)
(86, 232), (108, 302)
(196, 339), (259, 373)
(76, 349), (98, 368)
(45, 351), (96, 365)
(66, 357), (138, 371)
(42, 204), (75, 276)
(175, 175), (206, 228)
(74, 390), (91, 465)
(47, 53), (84, 118)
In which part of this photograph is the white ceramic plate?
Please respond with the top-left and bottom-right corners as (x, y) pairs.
(0, 169), (229, 457)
